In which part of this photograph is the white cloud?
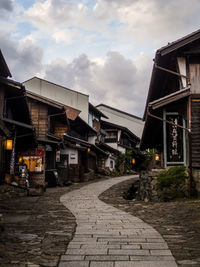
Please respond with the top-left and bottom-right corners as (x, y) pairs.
(24, 0), (82, 30)
(92, 57), (105, 66)
(22, 0), (200, 50)
(52, 29), (74, 44)
(1, 0), (200, 117)
(0, 30), (43, 81)
(43, 51), (152, 117)
(99, 0), (200, 45)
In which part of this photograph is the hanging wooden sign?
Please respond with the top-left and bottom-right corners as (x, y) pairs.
(166, 115), (183, 162)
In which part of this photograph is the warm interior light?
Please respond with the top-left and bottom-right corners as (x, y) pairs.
(87, 148), (91, 152)
(132, 158), (136, 164)
(155, 154), (159, 161)
(5, 139), (13, 150)
(19, 157), (23, 163)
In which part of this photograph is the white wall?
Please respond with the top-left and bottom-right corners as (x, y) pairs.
(88, 136), (96, 145)
(61, 148), (78, 164)
(107, 143), (126, 154)
(23, 77), (89, 123)
(105, 156), (116, 171)
(117, 145), (126, 154)
(97, 105), (144, 138)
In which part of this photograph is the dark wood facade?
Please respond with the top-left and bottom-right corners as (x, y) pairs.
(26, 92), (69, 187)
(0, 80), (35, 185)
(191, 97), (200, 167)
(140, 29), (200, 193)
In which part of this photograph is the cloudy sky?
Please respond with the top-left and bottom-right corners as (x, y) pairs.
(1, 0), (200, 117)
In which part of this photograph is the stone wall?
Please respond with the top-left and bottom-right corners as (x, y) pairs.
(139, 169), (190, 202)
(138, 170), (160, 202)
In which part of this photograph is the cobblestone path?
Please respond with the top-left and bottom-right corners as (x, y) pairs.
(59, 175), (177, 267)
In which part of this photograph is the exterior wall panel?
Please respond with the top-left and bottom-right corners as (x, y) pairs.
(191, 99), (200, 167)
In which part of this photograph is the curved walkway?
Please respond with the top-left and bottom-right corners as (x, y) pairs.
(59, 175), (177, 267)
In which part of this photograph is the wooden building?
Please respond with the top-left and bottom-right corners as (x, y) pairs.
(140, 29), (200, 193)
(25, 91), (69, 188)
(101, 120), (140, 153)
(63, 115), (108, 181)
(97, 143), (119, 172)
(100, 120), (140, 170)
(0, 50), (36, 185)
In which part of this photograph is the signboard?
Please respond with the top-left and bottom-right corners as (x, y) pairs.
(23, 149), (44, 157)
(166, 115), (183, 162)
(56, 150), (61, 162)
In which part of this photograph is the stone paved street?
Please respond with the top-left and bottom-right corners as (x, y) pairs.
(59, 175), (178, 267)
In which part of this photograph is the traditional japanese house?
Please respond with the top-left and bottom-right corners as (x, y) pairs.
(24, 76), (109, 182)
(101, 120), (140, 153)
(100, 120), (141, 171)
(140, 29), (200, 193)
(97, 142), (119, 172)
(63, 115), (108, 181)
(0, 50), (36, 185)
(24, 91), (69, 187)
(88, 103), (115, 170)
(88, 102), (108, 141)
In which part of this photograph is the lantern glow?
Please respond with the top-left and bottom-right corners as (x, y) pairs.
(5, 139), (13, 150)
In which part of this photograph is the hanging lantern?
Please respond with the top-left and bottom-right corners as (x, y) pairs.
(87, 148), (91, 152)
(155, 154), (160, 161)
(132, 158), (136, 164)
(5, 139), (13, 150)
(19, 157), (23, 163)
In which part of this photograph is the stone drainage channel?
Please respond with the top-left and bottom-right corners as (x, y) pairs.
(59, 175), (178, 267)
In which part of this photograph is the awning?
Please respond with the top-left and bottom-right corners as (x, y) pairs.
(91, 144), (109, 156)
(97, 143), (119, 155)
(64, 134), (91, 148)
(37, 138), (61, 146)
(149, 87), (191, 110)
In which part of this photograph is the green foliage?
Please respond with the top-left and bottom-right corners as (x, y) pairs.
(97, 168), (111, 176)
(145, 149), (156, 162)
(157, 166), (187, 190)
(110, 169), (121, 177)
(115, 150), (133, 174)
(138, 149), (157, 171)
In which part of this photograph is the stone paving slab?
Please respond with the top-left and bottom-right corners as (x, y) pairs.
(59, 175), (178, 267)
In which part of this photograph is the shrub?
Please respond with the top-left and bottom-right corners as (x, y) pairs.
(115, 150), (134, 174)
(138, 149), (158, 171)
(157, 166), (187, 190)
